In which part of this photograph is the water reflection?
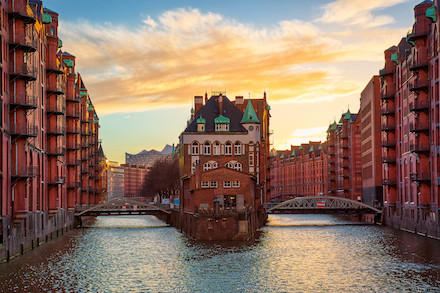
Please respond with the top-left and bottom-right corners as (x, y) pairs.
(0, 214), (440, 292)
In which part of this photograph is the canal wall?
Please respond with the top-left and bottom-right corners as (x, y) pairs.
(0, 209), (76, 262)
(170, 209), (267, 241)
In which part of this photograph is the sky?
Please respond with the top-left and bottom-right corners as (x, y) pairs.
(42, 0), (420, 163)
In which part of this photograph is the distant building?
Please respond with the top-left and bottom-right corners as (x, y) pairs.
(360, 76), (383, 207)
(125, 145), (173, 167)
(107, 162), (125, 199)
(271, 142), (328, 200)
(121, 164), (148, 198)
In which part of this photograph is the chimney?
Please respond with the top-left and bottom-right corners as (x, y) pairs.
(194, 96), (204, 114)
(235, 96), (244, 112)
(218, 94), (223, 114)
(205, 92), (208, 103)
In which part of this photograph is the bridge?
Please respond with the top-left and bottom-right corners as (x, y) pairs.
(264, 196), (382, 215)
(75, 197), (172, 224)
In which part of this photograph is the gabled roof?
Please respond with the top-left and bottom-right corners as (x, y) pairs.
(214, 115), (230, 124)
(241, 100), (260, 123)
(184, 96), (247, 133)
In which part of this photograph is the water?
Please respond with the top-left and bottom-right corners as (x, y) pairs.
(1, 214), (440, 292)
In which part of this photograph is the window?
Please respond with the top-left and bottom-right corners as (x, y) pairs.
(50, 27), (55, 36)
(198, 124), (205, 132)
(204, 142), (211, 155)
(232, 181), (240, 188)
(210, 181), (218, 188)
(201, 181), (209, 188)
(225, 142), (232, 155)
(213, 142), (220, 155)
(234, 162), (242, 171)
(212, 162), (218, 169)
(191, 162), (196, 174)
(234, 142), (241, 155)
(224, 181), (231, 188)
(203, 162), (212, 171)
(249, 153), (254, 166)
(249, 142), (254, 151)
(191, 142), (199, 155)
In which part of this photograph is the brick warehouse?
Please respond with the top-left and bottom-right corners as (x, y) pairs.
(1, 0), (104, 261)
(176, 93), (270, 240)
(380, 0), (440, 237)
(271, 142), (328, 200)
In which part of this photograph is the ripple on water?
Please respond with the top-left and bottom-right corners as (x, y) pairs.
(1, 214), (440, 292)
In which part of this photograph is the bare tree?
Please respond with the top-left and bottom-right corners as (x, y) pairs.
(142, 157), (179, 202)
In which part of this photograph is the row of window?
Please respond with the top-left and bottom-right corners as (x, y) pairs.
(201, 181), (240, 188)
(192, 160), (243, 174)
(190, 141), (259, 156)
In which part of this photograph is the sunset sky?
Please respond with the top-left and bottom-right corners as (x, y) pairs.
(43, 0), (419, 163)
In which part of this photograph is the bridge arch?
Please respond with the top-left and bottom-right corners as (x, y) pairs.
(265, 196), (381, 214)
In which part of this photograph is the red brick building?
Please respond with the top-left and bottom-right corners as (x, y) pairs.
(327, 111), (362, 201)
(121, 164), (148, 198)
(360, 76), (383, 206)
(271, 142), (328, 200)
(0, 0), (104, 261)
(177, 93), (270, 240)
(380, 0), (440, 237)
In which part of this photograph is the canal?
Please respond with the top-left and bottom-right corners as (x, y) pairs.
(1, 214), (440, 292)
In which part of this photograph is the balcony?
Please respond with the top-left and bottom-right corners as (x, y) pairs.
(8, 2), (37, 23)
(47, 78), (66, 95)
(409, 79), (428, 92)
(66, 158), (81, 166)
(410, 172), (430, 183)
(341, 141), (348, 149)
(81, 129), (92, 136)
(81, 166), (90, 174)
(383, 178), (396, 186)
(407, 29), (428, 42)
(9, 33), (37, 52)
(66, 127), (80, 134)
(379, 67), (394, 76)
(381, 104), (395, 115)
(66, 141), (81, 150)
(341, 170), (349, 178)
(10, 94), (38, 109)
(66, 107), (80, 119)
(409, 121), (429, 133)
(382, 156), (396, 164)
(9, 64), (37, 81)
(382, 138), (396, 148)
(67, 181), (81, 189)
(11, 165), (38, 178)
(67, 93), (81, 103)
(381, 121), (395, 132)
(409, 99), (429, 112)
(47, 103), (66, 115)
(47, 125), (65, 136)
(10, 123), (38, 137)
(46, 61), (64, 75)
(381, 92), (395, 100)
(48, 175), (66, 185)
(409, 60), (428, 71)
(409, 142), (430, 153)
(47, 146), (65, 156)
(81, 186), (90, 192)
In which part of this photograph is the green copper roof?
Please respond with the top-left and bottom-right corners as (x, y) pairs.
(343, 109), (351, 120)
(196, 116), (206, 124)
(298, 146), (303, 150)
(426, 5), (437, 22)
(266, 104), (271, 111)
(80, 91), (87, 98)
(318, 144), (322, 150)
(63, 59), (74, 68)
(241, 100), (260, 123)
(42, 13), (52, 24)
(291, 149), (295, 156)
(58, 39), (63, 48)
(309, 145), (314, 152)
(87, 106), (94, 111)
(190, 107), (194, 114)
(94, 119), (99, 124)
(330, 121), (338, 130)
(280, 154), (284, 159)
(214, 115), (230, 124)
(339, 117), (343, 123)
(391, 52), (399, 65)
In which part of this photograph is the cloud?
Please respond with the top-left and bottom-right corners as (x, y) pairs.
(318, 0), (407, 27)
(291, 126), (329, 138)
(58, 7), (406, 115)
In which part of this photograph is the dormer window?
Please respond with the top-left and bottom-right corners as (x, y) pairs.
(197, 116), (206, 132)
(214, 115), (230, 132)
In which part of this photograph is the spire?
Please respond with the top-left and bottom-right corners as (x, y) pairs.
(241, 100), (260, 123)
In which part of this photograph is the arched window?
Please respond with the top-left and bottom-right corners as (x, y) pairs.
(50, 27), (55, 36)
(203, 162), (212, 171)
(204, 142), (211, 155)
(191, 142), (199, 155)
(225, 141), (232, 155)
(234, 141), (241, 155)
(234, 162), (242, 171)
(213, 142), (220, 155)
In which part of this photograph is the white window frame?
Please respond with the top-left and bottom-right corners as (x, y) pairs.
(232, 180), (240, 188)
(204, 142), (211, 155)
(249, 152), (254, 166)
(201, 181), (209, 188)
(225, 142), (232, 155)
(191, 142), (199, 155)
(234, 162), (242, 171)
(223, 181), (231, 188)
(203, 162), (212, 171)
(213, 142), (220, 155)
(210, 181), (218, 188)
(197, 124), (205, 132)
(234, 142), (241, 155)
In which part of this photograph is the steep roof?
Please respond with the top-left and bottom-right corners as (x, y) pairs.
(241, 100), (260, 123)
(184, 96), (247, 133)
